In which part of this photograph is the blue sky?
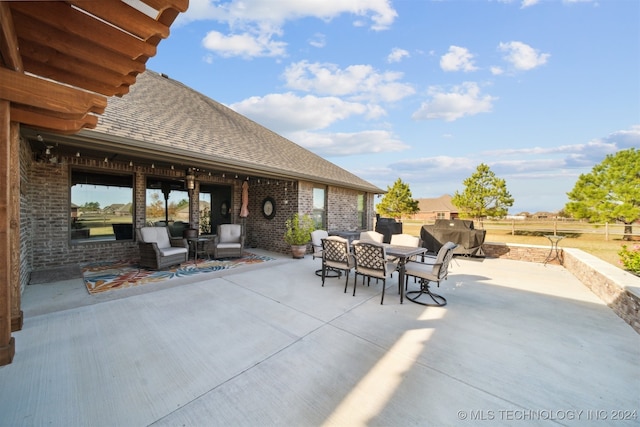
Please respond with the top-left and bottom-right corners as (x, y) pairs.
(146, 0), (639, 214)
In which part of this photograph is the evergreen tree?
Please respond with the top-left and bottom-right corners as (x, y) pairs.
(452, 163), (514, 224)
(376, 178), (419, 219)
(565, 148), (640, 240)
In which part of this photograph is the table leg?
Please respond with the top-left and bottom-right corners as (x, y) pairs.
(397, 258), (406, 304)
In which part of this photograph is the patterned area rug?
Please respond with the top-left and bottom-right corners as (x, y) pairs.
(82, 252), (275, 295)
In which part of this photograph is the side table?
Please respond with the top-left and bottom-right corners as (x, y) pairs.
(543, 235), (564, 265)
(188, 237), (212, 264)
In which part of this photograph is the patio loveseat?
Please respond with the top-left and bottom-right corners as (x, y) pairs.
(136, 226), (189, 269)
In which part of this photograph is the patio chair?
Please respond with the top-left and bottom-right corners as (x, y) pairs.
(389, 233), (420, 264)
(136, 226), (189, 269)
(211, 224), (245, 259)
(312, 230), (339, 277)
(355, 230), (384, 244)
(404, 241), (457, 306)
(352, 241), (398, 304)
(321, 236), (355, 292)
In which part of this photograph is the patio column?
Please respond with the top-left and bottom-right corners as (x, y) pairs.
(0, 100), (16, 365)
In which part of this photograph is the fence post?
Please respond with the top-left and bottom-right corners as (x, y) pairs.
(605, 222), (609, 241)
(511, 219), (515, 235)
(554, 220), (557, 236)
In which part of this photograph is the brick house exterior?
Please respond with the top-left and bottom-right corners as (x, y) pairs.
(410, 194), (459, 221)
(18, 71), (382, 294)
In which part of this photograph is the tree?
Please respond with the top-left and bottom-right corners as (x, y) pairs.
(452, 163), (514, 224)
(565, 148), (640, 240)
(376, 178), (419, 219)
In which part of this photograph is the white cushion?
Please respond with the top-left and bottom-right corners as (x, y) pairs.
(217, 243), (241, 249)
(159, 247), (188, 257)
(140, 227), (171, 249)
(219, 225), (242, 243)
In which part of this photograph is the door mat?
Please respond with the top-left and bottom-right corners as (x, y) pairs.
(30, 264), (83, 284)
(82, 252), (275, 295)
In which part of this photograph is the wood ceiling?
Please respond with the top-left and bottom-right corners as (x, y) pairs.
(0, 0), (188, 133)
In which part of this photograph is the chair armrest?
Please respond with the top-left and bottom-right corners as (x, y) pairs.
(139, 241), (160, 254)
(170, 237), (188, 249)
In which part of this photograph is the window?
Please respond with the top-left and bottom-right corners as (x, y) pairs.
(312, 187), (326, 229)
(357, 194), (366, 229)
(145, 178), (189, 228)
(70, 170), (133, 241)
(436, 212), (446, 220)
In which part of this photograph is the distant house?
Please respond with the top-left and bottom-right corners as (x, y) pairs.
(412, 195), (459, 221)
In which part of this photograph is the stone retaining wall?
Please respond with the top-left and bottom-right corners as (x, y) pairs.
(482, 242), (640, 334)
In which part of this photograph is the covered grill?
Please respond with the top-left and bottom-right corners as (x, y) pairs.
(421, 219), (486, 256)
(375, 217), (403, 243)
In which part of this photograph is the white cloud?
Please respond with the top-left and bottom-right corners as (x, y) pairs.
(440, 46), (478, 72)
(521, 0), (540, 8)
(289, 130), (409, 156)
(202, 30), (286, 58)
(490, 66), (504, 75)
(229, 92), (369, 132)
(602, 125), (640, 150)
(411, 82), (497, 122)
(282, 61), (415, 103)
(308, 33), (326, 48)
(185, 0), (397, 58)
(387, 48), (410, 63)
(498, 41), (550, 71)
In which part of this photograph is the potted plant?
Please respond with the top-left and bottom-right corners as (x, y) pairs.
(284, 213), (315, 259)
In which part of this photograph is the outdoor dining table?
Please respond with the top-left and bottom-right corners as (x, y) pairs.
(384, 244), (428, 304)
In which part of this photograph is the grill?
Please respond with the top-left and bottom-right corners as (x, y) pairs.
(420, 219), (486, 256)
(375, 217), (403, 243)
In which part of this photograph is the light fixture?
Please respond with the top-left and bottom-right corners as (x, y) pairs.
(75, 151), (80, 157)
(104, 157), (108, 163)
(185, 168), (196, 191)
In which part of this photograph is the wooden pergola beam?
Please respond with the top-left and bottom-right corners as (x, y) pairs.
(11, 2), (157, 60)
(0, 68), (107, 119)
(0, 0), (189, 366)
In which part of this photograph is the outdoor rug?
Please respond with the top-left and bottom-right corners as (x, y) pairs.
(82, 252), (275, 295)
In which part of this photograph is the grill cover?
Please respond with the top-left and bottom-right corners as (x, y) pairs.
(375, 218), (403, 243)
(421, 219), (486, 256)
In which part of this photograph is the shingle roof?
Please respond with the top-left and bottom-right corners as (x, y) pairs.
(418, 194), (458, 213)
(80, 70), (382, 193)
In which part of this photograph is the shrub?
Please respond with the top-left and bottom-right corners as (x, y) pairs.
(284, 213), (315, 245)
(619, 244), (640, 275)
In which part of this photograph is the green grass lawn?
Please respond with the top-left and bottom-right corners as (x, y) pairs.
(401, 220), (631, 269)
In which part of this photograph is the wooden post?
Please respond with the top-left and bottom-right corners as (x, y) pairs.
(10, 121), (22, 331)
(0, 100), (16, 365)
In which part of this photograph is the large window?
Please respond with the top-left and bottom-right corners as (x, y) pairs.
(357, 194), (366, 229)
(70, 170), (133, 241)
(312, 186), (326, 229)
(145, 178), (189, 237)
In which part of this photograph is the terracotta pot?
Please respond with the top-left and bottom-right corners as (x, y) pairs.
(290, 244), (307, 259)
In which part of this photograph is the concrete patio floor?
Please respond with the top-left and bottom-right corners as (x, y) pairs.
(1, 251), (638, 426)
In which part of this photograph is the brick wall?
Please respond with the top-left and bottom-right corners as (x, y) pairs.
(482, 242), (561, 265)
(22, 141), (376, 287)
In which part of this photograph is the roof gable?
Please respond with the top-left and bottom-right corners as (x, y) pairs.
(418, 194), (458, 213)
(81, 71), (382, 193)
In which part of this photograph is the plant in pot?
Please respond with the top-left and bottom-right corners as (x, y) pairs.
(284, 213), (315, 259)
